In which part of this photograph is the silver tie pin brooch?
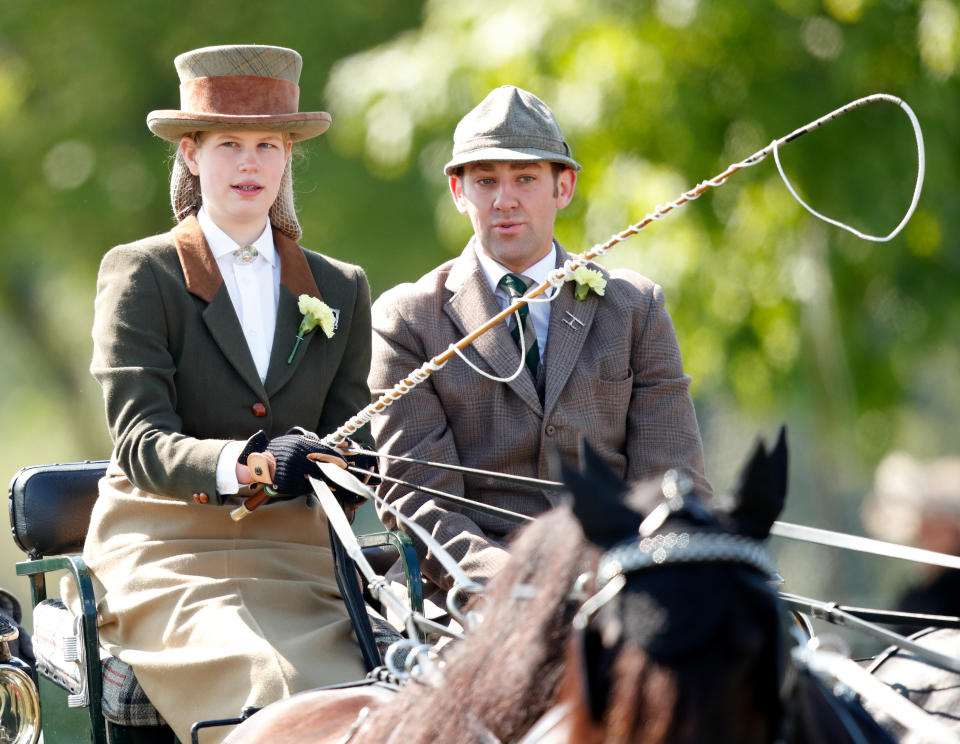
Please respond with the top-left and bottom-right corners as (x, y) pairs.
(562, 311), (584, 329)
(233, 245), (259, 266)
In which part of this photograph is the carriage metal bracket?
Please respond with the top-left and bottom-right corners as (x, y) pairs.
(780, 592), (960, 674)
(190, 707), (260, 744)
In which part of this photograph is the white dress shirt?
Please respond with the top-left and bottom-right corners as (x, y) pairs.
(198, 207), (281, 381)
(196, 207), (282, 494)
(475, 239), (555, 363)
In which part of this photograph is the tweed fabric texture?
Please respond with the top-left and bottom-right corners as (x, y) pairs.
(101, 654), (166, 727)
(369, 241), (710, 598)
(148, 44), (331, 142)
(444, 86), (581, 174)
(84, 216), (371, 500)
(174, 44), (302, 83)
(61, 217), (372, 743)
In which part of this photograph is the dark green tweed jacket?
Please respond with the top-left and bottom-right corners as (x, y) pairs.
(91, 215), (372, 504)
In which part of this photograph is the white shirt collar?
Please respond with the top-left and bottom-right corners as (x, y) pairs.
(474, 239), (557, 294)
(197, 207), (277, 267)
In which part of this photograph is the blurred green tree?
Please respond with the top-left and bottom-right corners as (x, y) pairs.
(1, 0), (957, 622)
(317, 0), (960, 611)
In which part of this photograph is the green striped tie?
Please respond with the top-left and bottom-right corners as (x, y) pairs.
(499, 273), (540, 377)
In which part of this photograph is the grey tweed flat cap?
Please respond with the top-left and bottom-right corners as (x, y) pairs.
(444, 86), (581, 175)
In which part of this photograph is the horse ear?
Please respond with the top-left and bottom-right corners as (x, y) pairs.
(770, 424), (788, 497)
(717, 425), (789, 539)
(561, 439), (640, 548)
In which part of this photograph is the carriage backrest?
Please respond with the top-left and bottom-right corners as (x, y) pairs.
(7, 461), (410, 578)
(7, 461), (107, 559)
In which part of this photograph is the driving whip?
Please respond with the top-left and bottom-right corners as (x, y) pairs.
(321, 93), (924, 447)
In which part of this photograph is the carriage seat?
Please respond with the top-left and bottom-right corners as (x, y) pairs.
(9, 460), (421, 744)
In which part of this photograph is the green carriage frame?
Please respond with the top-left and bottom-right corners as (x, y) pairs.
(8, 460), (423, 744)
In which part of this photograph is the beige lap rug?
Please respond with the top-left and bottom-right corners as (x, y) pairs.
(63, 467), (366, 743)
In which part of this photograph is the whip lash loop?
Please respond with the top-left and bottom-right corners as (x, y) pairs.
(322, 93), (924, 447)
(771, 94), (924, 242)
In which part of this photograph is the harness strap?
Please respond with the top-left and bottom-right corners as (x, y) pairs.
(781, 592), (960, 674)
(794, 647), (960, 744)
(328, 522), (381, 672)
(772, 521), (960, 570)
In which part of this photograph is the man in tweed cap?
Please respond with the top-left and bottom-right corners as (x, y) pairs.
(369, 86), (710, 617)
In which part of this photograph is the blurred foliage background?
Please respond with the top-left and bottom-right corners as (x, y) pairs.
(1, 0), (958, 650)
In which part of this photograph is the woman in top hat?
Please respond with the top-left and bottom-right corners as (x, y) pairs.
(61, 44), (372, 742)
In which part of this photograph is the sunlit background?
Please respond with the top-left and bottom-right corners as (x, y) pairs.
(2, 0), (958, 653)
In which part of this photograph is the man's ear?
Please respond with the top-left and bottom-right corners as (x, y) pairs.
(556, 168), (577, 210)
(449, 175), (468, 214)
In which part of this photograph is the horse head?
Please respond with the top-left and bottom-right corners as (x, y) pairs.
(554, 427), (789, 744)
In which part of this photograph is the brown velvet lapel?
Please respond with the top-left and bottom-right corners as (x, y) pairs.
(173, 215), (222, 302)
(275, 228), (321, 300)
(171, 215), (326, 397)
(172, 215), (321, 303)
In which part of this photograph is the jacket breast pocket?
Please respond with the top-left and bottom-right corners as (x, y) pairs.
(560, 372), (634, 452)
(588, 372), (634, 426)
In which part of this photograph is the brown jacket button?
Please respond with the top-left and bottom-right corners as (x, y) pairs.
(251, 402), (267, 417)
(193, 492), (209, 504)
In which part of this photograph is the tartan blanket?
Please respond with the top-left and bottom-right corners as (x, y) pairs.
(33, 599), (165, 727)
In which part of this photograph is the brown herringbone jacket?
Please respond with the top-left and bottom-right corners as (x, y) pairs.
(369, 241), (709, 594)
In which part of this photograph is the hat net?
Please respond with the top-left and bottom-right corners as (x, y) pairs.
(170, 148), (302, 241)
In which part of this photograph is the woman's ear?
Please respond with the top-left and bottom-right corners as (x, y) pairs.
(180, 136), (201, 177)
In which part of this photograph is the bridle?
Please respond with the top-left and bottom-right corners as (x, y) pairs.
(576, 471), (780, 628)
(562, 471), (790, 743)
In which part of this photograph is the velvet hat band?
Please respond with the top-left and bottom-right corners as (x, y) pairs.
(180, 75), (299, 117)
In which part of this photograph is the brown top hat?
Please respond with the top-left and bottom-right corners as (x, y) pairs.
(443, 85), (581, 175)
(147, 44), (331, 142)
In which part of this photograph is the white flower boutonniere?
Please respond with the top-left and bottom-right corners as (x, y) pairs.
(566, 266), (607, 301)
(287, 294), (337, 364)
